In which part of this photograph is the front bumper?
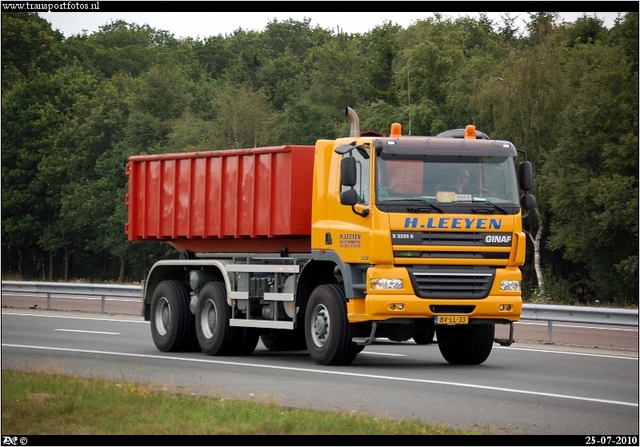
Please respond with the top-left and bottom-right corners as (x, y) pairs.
(346, 265), (522, 323)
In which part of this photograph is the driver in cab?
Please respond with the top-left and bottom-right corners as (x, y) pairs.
(449, 169), (470, 193)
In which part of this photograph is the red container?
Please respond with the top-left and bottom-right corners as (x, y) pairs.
(126, 145), (315, 253)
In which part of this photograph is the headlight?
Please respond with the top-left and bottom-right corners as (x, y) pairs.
(500, 280), (521, 291)
(370, 278), (403, 290)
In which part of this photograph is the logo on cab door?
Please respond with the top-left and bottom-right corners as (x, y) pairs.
(339, 233), (361, 249)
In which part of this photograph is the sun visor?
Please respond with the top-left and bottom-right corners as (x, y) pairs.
(373, 137), (517, 158)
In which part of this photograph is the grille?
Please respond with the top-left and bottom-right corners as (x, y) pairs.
(392, 231), (512, 246)
(392, 231), (512, 265)
(430, 305), (476, 314)
(394, 250), (508, 259)
(411, 232), (487, 245)
(407, 266), (495, 299)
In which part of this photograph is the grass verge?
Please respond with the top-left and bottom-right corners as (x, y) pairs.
(1, 368), (480, 435)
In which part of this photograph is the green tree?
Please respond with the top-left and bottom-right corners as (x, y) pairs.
(354, 21), (402, 105)
(545, 40), (638, 305)
(281, 98), (341, 145)
(65, 20), (179, 78)
(192, 34), (233, 80)
(220, 28), (266, 90)
(1, 12), (64, 91)
(2, 64), (98, 279)
(524, 12), (561, 46)
(610, 12), (639, 73)
(469, 23), (572, 299)
(52, 75), (131, 280)
(358, 100), (403, 136)
(259, 17), (332, 111)
(122, 64), (192, 154)
(566, 14), (608, 46)
(208, 83), (282, 149)
(395, 16), (471, 135)
(304, 36), (368, 116)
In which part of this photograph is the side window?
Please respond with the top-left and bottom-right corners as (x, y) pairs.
(341, 148), (370, 205)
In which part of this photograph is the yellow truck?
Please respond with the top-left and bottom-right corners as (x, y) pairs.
(126, 107), (536, 365)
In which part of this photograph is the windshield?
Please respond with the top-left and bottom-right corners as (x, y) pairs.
(376, 155), (520, 206)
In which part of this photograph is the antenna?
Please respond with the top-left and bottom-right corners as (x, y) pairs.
(408, 67), (412, 135)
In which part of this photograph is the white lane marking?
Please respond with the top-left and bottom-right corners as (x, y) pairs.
(494, 345), (638, 360)
(2, 343), (637, 408)
(360, 351), (405, 357)
(54, 329), (121, 335)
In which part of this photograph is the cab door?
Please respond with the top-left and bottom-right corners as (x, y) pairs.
(333, 146), (373, 264)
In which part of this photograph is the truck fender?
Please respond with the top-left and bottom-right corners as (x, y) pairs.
(142, 260), (228, 320)
(296, 259), (336, 313)
(300, 251), (368, 305)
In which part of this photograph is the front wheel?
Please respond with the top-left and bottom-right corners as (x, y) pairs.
(150, 280), (196, 352)
(305, 284), (360, 366)
(436, 324), (495, 365)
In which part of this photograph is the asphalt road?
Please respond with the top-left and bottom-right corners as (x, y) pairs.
(2, 308), (638, 435)
(2, 291), (638, 351)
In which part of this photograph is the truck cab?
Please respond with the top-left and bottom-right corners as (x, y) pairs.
(302, 108), (536, 365)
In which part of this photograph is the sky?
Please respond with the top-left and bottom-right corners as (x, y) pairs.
(36, 10), (627, 40)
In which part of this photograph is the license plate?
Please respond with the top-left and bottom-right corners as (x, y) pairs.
(434, 315), (469, 325)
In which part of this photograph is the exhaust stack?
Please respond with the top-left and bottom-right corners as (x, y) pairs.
(346, 107), (360, 138)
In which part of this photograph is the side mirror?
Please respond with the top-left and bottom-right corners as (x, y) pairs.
(340, 189), (358, 206)
(520, 193), (537, 210)
(518, 161), (534, 191)
(341, 156), (357, 187)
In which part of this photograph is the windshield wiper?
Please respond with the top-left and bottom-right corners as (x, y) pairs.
(407, 199), (444, 213)
(380, 197), (444, 213)
(472, 200), (509, 214)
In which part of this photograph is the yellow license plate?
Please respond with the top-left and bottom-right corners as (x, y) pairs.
(435, 315), (469, 325)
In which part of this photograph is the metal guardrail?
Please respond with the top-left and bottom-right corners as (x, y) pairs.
(1, 281), (141, 315)
(521, 304), (638, 344)
(2, 281), (638, 343)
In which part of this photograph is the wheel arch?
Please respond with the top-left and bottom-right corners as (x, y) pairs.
(143, 260), (228, 320)
(296, 252), (368, 312)
(296, 259), (336, 314)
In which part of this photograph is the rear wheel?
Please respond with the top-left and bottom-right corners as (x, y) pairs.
(261, 328), (307, 351)
(305, 284), (360, 366)
(150, 280), (196, 352)
(234, 327), (260, 356)
(196, 281), (258, 356)
(436, 324), (495, 365)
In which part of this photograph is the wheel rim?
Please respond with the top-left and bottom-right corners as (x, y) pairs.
(154, 296), (170, 336)
(310, 303), (330, 347)
(200, 299), (217, 340)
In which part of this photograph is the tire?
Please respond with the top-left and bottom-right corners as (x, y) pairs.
(150, 280), (196, 352)
(413, 330), (435, 345)
(305, 284), (360, 366)
(436, 324), (495, 365)
(195, 281), (258, 356)
(234, 327), (260, 356)
(261, 328), (307, 351)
